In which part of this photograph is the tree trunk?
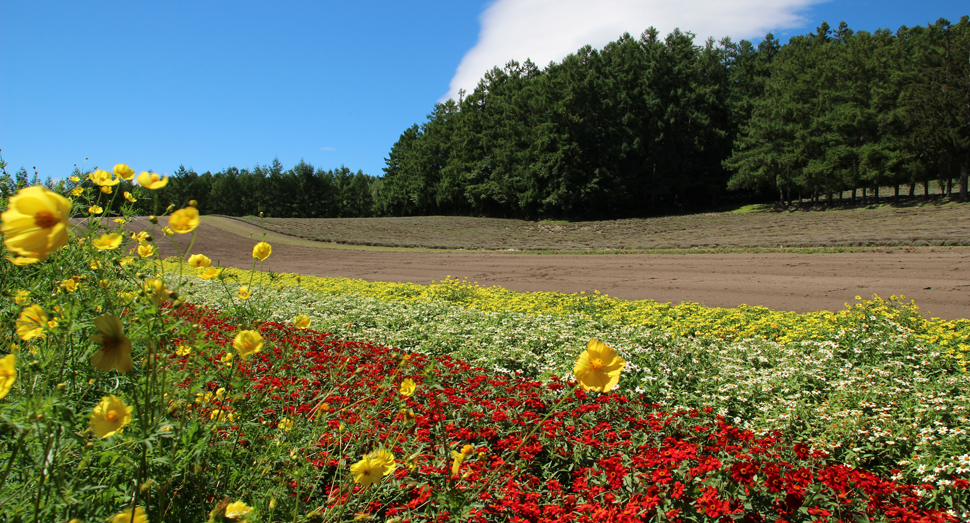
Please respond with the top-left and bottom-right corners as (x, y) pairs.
(924, 179), (929, 198)
(960, 158), (969, 203)
(862, 187), (867, 205)
(947, 178), (952, 198)
(779, 185), (784, 206)
(874, 185), (879, 203)
(908, 183), (915, 198)
(894, 184), (900, 203)
(851, 188), (857, 203)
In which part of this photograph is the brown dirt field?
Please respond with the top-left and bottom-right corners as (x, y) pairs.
(131, 216), (970, 320)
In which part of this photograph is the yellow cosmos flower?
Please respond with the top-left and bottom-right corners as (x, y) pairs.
(188, 253), (211, 268)
(144, 279), (167, 306)
(293, 314), (311, 329)
(137, 171), (168, 189)
(252, 242), (272, 261)
(0, 354), (17, 400)
(88, 169), (120, 186)
(90, 395), (133, 438)
(13, 290), (30, 305)
(232, 330), (263, 359)
(133, 231), (150, 243)
(70, 175), (81, 182)
(113, 163), (135, 181)
(16, 305), (48, 341)
(108, 506), (147, 523)
(369, 447), (397, 474)
(90, 259), (102, 270)
(277, 418), (293, 431)
(71, 187), (83, 197)
(450, 445), (475, 476)
(574, 339), (626, 392)
(350, 456), (391, 489)
(237, 286), (251, 300)
(169, 206), (200, 234)
(400, 378), (416, 397)
(137, 243), (156, 258)
(90, 314), (134, 373)
(176, 345), (192, 357)
(221, 353), (233, 366)
(162, 227), (174, 236)
(60, 279), (78, 292)
(101, 185), (113, 194)
(92, 233), (123, 250)
(207, 499), (253, 523)
(198, 266), (222, 280)
(88, 205), (104, 215)
(0, 185), (72, 264)
(124, 191), (137, 203)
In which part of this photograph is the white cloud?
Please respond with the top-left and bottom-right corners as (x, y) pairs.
(442, 0), (825, 102)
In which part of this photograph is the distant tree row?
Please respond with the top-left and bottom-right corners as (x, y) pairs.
(380, 17), (969, 218)
(50, 159), (378, 218)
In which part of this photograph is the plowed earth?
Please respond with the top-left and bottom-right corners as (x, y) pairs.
(128, 213), (970, 320)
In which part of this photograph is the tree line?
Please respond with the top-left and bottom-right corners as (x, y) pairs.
(380, 17), (969, 218)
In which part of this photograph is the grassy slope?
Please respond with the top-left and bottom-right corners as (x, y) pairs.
(233, 202), (970, 252)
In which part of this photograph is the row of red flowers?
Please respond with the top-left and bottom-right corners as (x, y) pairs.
(170, 303), (966, 522)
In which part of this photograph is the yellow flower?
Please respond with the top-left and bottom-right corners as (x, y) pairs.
(169, 206), (200, 234)
(101, 185), (113, 194)
(188, 253), (211, 268)
(293, 314), (311, 329)
(400, 378), (416, 397)
(108, 506), (148, 523)
(221, 353), (233, 366)
(450, 444), (475, 475)
(113, 163), (135, 181)
(144, 279), (167, 306)
(368, 448), (396, 474)
(124, 191), (137, 203)
(60, 279), (78, 292)
(137, 243), (156, 258)
(232, 330), (263, 359)
(207, 499), (252, 522)
(252, 242), (272, 261)
(137, 171), (168, 189)
(198, 267), (222, 280)
(90, 314), (134, 373)
(88, 169), (119, 186)
(133, 231), (150, 243)
(176, 345), (192, 357)
(92, 233), (123, 250)
(350, 456), (390, 489)
(237, 286), (251, 300)
(16, 305), (48, 341)
(90, 395), (133, 438)
(277, 418), (293, 431)
(70, 175), (80, 182)
(0, 185), (72, 264)
(162, 227), (174, 236)
(573, 339), (626, 392)
(90, 259), (102, 270)
(0, 354), (17, 400)
(13, 290), (30, 305)
(88, 205), (104, 215)
(113, 218), (127, 225)
(71, 187), (83, 197)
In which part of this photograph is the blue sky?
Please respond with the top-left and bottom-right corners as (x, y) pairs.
(1, 1), (965, 183)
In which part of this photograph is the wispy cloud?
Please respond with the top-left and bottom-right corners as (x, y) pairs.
(320, 147), (336, 151)
(442, 0), (824, 102)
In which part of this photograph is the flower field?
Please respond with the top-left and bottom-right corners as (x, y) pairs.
(1, 173), (969, 522)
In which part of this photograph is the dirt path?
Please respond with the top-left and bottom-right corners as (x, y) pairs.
(133, 216), (970, 320)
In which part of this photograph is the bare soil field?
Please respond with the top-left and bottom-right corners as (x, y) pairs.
(126, 206), (970, 320)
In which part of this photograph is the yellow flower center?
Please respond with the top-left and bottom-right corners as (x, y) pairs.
(105, 410), (119, 422)
(590, 357), (604, 370)
(34, 210), (58, 229)
(151, 173), (161, 182)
